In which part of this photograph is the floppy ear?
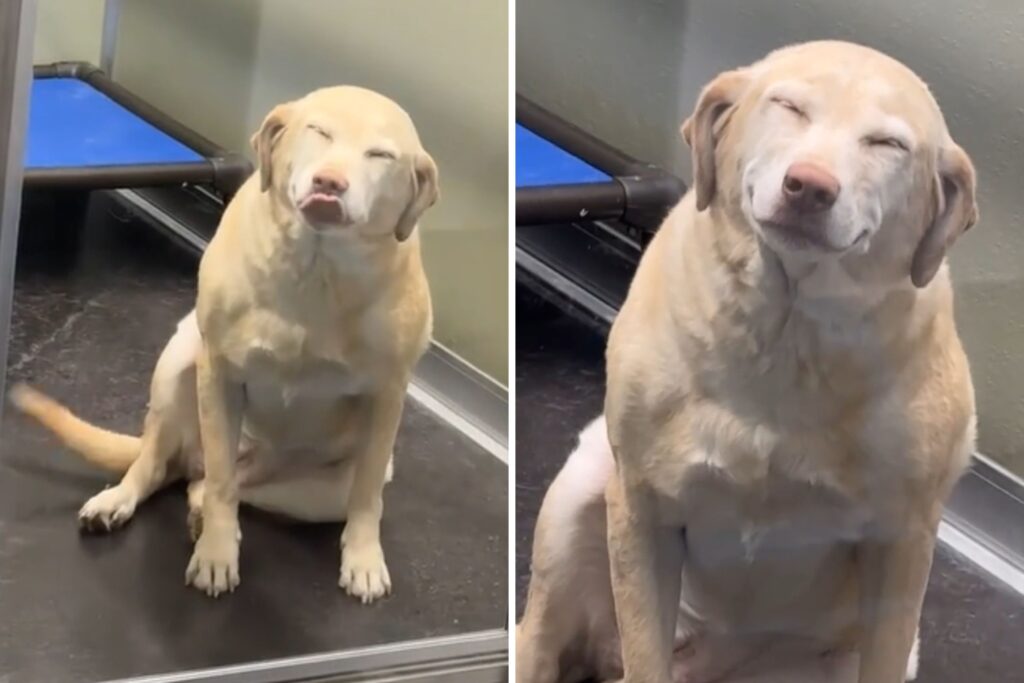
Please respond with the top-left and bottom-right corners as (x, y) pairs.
(681, 69), (751, 211)
(250, 103), (295, 193)
(910, 143), (978, 288)
(394, 151), (440, 242)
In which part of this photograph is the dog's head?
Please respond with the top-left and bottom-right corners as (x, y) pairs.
(250, 86), (439, 242)
(682, 40), (977, 289)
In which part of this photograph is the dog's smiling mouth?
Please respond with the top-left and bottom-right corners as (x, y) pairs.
(299, 193), (349, 226)
(757, 219), (868, 255)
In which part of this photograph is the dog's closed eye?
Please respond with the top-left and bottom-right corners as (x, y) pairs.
(865, 135), (909, 151)
(307, 124), (333, 141)
(366, 148), (397, 160)
(770, 96), (808, 119)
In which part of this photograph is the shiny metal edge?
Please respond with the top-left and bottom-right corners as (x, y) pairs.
(0, 0), (37, 418)
(411, 341), (508, 455)
(113, 188), (208, 252)
(515, 245), (617, 324)
(102, 630), (508, 683)
(100, 0), (122, 74)
(941, 452), (1024, 594)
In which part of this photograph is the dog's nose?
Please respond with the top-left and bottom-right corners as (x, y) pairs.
(311, 170), (349, 196)
(782, 162), (839, 213)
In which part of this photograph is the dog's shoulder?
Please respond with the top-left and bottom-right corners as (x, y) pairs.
(863, 307), (975, 492)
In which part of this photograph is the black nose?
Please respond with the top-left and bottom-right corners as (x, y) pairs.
(782, 162), (840, 213)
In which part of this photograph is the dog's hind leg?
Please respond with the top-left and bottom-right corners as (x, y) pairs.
(78, 406), (184, 532)
(79, 312), (200, 532)
(187, 455), (394, 536)
(518, 417), (621, 683)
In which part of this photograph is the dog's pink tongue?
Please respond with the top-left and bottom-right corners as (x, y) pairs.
(300, 195), (344, 224)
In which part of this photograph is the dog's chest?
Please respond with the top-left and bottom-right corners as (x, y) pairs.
(673, 466), (869, 634)
(244, 362), (365, 405)
(680, 466), (870, 552)
(219, 305), (370, 375)
(219, 309), (374, 421)
(642, 415), (873, 615)
(240, 356), (369, 451)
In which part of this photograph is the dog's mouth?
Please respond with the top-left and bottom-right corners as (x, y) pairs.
(298, 193), (350, 227)
(757, 219), (866, 255)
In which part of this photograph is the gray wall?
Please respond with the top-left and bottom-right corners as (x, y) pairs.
(33, 0), (103, 64)
(518, 0), (1024, 473)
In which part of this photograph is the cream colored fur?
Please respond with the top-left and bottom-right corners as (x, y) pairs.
(518, 41), (977, 683)
(10, 85), (439, 601)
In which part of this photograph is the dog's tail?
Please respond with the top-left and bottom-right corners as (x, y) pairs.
(7, 383), (140, 473)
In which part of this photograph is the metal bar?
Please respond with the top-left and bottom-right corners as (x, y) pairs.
(102, 629), (508, 683)
(516, 182), (626, 226)
(0, 0), (37, 418)
(24, 162), (216, 189)
(100, 0), (121, 74)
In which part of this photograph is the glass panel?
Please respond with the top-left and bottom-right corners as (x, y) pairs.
(516, 4), (1024, 683)
(1, 1), (508, 681)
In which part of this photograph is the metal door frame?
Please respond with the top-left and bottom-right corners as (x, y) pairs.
(0, 0), (35, 414)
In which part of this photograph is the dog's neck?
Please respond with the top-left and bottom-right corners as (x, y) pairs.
(690, 203), (945, 378)
(249, 190), (406, 296)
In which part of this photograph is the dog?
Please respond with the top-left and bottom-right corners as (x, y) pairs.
(517, 40), (977, 683)
(9, 85), (439, 602)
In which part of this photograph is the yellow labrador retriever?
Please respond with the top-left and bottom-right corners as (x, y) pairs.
(10, 85), (439, 602)
(518, 41), (977, 683)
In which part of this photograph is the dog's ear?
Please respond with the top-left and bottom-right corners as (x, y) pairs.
(910, 143), (978, 288)
(394, 151), (440, 242)
(681, 69), (751, 212)
(250, 103), (295, 193)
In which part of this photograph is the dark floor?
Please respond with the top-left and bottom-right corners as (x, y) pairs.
(515, 286), (1024, 682)
(0, 193), (507, 683)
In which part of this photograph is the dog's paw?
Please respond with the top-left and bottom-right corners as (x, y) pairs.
(79, 485), (138, 533)
(185, 526), (240, 597)
(339, 541), (391, 604)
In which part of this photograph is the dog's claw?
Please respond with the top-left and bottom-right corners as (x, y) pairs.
(186, 527), (241, 597)
(78, 485), (138, 534)
(339, 541), (391, 603)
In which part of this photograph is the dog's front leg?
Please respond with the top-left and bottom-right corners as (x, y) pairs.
(339, 386), (405, 603)
(856, 507), (940, 683)
(606, 470), (684, 683)
(186, 346), (244, 597)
